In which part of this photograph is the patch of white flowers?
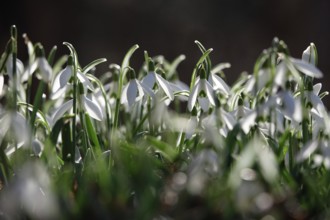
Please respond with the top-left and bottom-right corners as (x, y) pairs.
(0, 28), (329, 218)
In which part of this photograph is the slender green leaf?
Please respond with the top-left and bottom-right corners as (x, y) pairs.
(84, 113), (101, 151)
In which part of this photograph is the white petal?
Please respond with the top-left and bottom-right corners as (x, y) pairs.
(198, 97), (210, 112)
(77, 72), (94, 91)
(142, 72), (156, 89)
(0, 75), (4, 94)
(209, 74), (230, 95)
(51, 99), (73, 126)
(6, 54), (24, 79)
(140, 81), (155, 98)
(244, 75), (255, 94)
(50, 86), (69, 100)
(127, 80), (138, 107)
(291, 58), (323, 78)
(82, 95), (103, 121)
(38, 58), (52, 82)
(188, 82), (200, 111)
(202, 79), (215, 106)
(293, 99), (302, 123)
(274, 62), (287, 86)
(0, 114), (10, 142)
(279, 92), (295, 118)
(220, 109), (236, 130)
(135, 80), (145, 102)
(52, 66), (72, 93)
(302, 44), (317, 65)
(239, 111), (257, 134)
(309, 92), (325, 114)
(257, 69), (271, 91)
(171, 80), (190, 92)
(296, 140), (319, 163)
(155, 74), (174, 100)
(120, 84), (129, 104)
(23, 60), (38, 81)
(313, 83), (322, 95)
(185, 116), (198, 139)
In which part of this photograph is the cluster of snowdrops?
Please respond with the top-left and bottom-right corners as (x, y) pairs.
(0, 26), (330, 219)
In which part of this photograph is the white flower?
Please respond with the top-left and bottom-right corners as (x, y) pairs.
(0, 161), (60, 219)
(121, 68), (154, 109)
(5, 54), (24, 83)
(185, 115), (198, 140)
(302, 43), (317, 66)
(51, 56), (94, 99)
(20, 45), (53, 83)
(0, 112), (31, 156)
(37, 56), (52, 82)
(277, 90), (302, 123)
(290, 58), (323, 78)
(188, 69), (215, 112)
(50, 92), (104, 127)
(305, 82), (326, 116)
(209, 62), (231, 95)
(142, 59), (174, 101)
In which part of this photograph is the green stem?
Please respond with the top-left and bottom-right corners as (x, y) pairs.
(289, 132), (294, 173)
(72, 63), (77, 163)
(30, 81), (46, 132)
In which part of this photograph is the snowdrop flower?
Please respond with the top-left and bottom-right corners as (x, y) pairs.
(302, 42), (317, 66)
(305, 81), (325, 116)
(184, 107), (199, 139)
(231, 97), (253, 119)
(23, 45), (53, 83)
(276, 83), (302, 123)
(50, 83), (103, 126)
(0, 112), (30, 156)
(188, 68), (215, 112)
(208, 62), (231, 96)
(0, 161), (60, 219)
(121, 67), (154, 109)
(5, 54), (24, 83)
(51, 56), (94, 99)
(4, 54), (28, 100)
(141, 59), (174, 101)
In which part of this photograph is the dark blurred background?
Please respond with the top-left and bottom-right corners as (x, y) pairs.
(1, 0), (330, 103)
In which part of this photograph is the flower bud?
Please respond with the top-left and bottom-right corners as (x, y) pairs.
(302, 43), (318, 66)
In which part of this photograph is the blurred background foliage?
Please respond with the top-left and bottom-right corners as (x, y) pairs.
(1, 0), (329, 104)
